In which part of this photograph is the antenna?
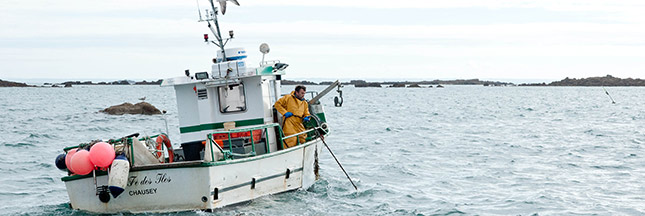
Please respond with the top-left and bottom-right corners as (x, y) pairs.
(198, 0), (241, 62)
(259, 43), (270, 63)
(196, 0), (203, 21)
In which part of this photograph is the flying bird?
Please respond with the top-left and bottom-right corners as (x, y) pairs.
(217, 0), (240, 15)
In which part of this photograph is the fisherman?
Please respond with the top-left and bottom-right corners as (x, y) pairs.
(275, 85), (312, 148)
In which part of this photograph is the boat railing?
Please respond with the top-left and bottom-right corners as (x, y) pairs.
(281, 127), (316, 146)
(205, 120), (329, 161)
(206, 123), (278, 161)
(61, 133), (162, 152)
(279, 116), (329, 149)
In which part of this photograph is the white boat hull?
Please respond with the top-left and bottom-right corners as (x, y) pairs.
(64, 139), (323, 213)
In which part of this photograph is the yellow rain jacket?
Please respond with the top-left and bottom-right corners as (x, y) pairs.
(275, 91), (311, 148)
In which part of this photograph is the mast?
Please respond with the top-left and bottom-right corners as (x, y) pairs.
(201, 0), (232, 62)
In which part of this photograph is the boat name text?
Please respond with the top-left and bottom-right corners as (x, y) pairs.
(129, 188), (157, 196)
(127, 173), (172, 187)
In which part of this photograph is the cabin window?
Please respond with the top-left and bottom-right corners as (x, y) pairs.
(218, 84), (247, 113)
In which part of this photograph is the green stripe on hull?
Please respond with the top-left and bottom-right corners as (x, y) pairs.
(316, 113), (326, 123)
(180, 118), (265, 134)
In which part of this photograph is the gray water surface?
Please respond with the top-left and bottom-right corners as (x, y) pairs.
(0, 85), (643, 215)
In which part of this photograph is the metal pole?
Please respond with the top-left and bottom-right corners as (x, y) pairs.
(208, 0), (227, 61)
(602, 86), (616, 104)
(315, 130), (358, 190)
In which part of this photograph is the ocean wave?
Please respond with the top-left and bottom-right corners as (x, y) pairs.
(590, 165), (631, 170)
(2, 142), (35, 148)
(2, 85), (645, 215)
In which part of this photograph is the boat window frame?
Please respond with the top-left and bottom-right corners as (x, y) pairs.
(217, 83), (248, 114)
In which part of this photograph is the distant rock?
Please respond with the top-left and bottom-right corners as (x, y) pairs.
(518, 82), (548, 86)
(0, 79), (33, 87)
(355, 83), (381, 88)
(110, 80), (133, 85)
(550, 75), (645, 86)
(58, 79), (162, 86)
(380, 79), (513, 86)
(279, 78), (515, 87)
(100, 102), (162, 115)
(281, 80), (318, 85)
(407, 84), (421, 88)
(349, 80), (367, 85)
(519, 75), (645, 86)
(134, 79), (163, 85)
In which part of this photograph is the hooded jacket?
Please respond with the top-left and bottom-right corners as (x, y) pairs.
(274, 91), (311, 148)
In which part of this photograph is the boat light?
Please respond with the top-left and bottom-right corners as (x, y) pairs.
(204, 34), (209, 42)
(229, 30), (234, 38)
(274, 63), (289, 71)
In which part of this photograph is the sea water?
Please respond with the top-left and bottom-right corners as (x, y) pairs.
(0, 85), (643, 215)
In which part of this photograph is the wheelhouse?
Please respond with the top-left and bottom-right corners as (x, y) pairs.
(161, 58), (328, 161)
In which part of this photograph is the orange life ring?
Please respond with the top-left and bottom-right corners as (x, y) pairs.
(155, 134), (174, 163)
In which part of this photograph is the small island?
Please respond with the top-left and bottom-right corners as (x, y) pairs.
(519, 75), (645, 86)
(281, 79), (513, 87)
(1, 79), (165, 87)
(284, 75), (644, 87)
(4, 75), (644, 88)
(0, 79), (34, 87)
(58, 79), (163, 86)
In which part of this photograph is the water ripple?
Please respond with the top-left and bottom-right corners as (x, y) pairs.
(2, 86), (645, 215)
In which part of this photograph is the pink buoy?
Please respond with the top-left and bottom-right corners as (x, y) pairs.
(65, 148), (78, 174)
(89, 142), (115, 168)
(71, 150), (95, 175)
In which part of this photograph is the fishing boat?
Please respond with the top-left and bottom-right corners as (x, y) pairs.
(55, 1), (344, 213)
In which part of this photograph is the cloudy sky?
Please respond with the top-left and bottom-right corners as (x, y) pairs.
(1, 0), (644, 82)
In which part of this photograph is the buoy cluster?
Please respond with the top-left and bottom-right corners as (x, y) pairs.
(55, 142), (116, 175)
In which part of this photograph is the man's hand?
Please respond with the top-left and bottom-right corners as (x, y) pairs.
(284, 112), (293, 118)
(303, 116), (311, 122)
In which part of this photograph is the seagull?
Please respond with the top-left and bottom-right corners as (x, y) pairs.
(217, 0), (240, 15)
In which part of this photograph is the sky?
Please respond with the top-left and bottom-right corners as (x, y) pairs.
(1, 0), (644, 83)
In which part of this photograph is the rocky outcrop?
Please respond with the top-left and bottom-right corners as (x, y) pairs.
(518, 82), (548, 86)
(550, 75), (645, 86)
(0, 79), (33, 87)
(58, 79), (162, 86)
(350, 79), (514, 86)
(519, 75), (645, 86)
(100, 102), (162, 115)
(281, 80), (318, 85)
(134, 80), (163, 85)
(355, 83), (382, 88)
